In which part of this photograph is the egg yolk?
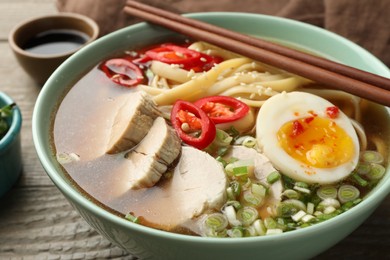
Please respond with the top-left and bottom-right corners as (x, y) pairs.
(277, 116), (355, 169)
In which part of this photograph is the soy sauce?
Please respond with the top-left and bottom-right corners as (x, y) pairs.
(22, 29), (89, 55)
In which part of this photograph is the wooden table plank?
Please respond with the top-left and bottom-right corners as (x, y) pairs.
(0, 0), (57, 40)
(0, 187), (134, 259)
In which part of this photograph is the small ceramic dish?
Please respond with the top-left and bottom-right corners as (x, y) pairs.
(0, 92), (22, 197)
(8, 13), (99, 85)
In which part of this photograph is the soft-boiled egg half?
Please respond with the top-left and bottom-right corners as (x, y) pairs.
(256, 91), (360, 184)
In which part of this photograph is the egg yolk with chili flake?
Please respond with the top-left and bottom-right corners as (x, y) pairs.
(277, 116), (355, 168)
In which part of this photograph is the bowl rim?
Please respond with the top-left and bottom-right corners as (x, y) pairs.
(0, 92), (22, 151)
(33, 12), (390, 244)
(8, 12), (100, 59)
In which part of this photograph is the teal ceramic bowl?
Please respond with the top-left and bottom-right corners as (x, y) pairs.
(32, 13), (390, 259)
(0, 92), (22, 197)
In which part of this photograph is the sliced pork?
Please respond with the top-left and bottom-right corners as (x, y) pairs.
(106, 91), (161, 154)
(126, 117), (181, 189)
(131, 146), (228, 232)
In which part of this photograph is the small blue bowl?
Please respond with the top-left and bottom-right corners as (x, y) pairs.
(0, 92), (22, 197)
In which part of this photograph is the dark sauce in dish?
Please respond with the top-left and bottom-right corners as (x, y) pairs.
(23, 29), (89, 55)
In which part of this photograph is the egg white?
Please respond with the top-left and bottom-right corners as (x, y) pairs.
(256, 91), (360, 184)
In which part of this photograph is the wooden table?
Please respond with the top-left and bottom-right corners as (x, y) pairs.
(0, 1), (389, 259)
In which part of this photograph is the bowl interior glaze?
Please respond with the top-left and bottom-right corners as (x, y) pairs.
(32, 12), (390, 259)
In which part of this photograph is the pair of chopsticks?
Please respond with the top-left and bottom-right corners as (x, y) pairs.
(124, 0), (390, 107)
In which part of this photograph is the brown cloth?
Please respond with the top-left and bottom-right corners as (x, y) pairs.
(57, 0), (390, 67)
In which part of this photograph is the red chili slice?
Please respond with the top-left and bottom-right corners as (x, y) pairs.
(326, 106), (340, 119)
(145, 44), (200, 66)
(193, 96), (250, 124)
(100, 58), (144, 87)
(145, 44), (222, 72)
(171, 100), (216, 150)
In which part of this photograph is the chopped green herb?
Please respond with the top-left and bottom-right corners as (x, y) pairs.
(0, 103), (16, 139)
(125, 212), (139, 223)
(267, 171), (281, 184)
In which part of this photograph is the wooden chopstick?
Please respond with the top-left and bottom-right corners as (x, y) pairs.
(123, 0), (390, 107)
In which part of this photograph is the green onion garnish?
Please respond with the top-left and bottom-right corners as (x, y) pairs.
(282, 189), (300, 199)
(237, 206), (258, 226)
(243, 190), (263, 207)
(367, 163), (385, 180)
(337, 185), (360, 204)
(125, 212), (139, 223)
(242, 136), (257, 148)
(316, 185), (338, 200)
(233, 165), (249, 176)
(351, 173), (369, 187)
(227, 226), (244, 238)
(360, 150), (384, 164)
(267, 171), (281, 184)
(355, 162), (371, 175)
(203, 213), (228, 235)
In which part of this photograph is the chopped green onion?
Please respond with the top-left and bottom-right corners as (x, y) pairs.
(306, 202), (315, 215)
(237, 206), (258, 226)
(242, 190), (263, 207)
(294, 182), (309, 189)
(267, 171), (281, 184)
(226, 187), (235, 200)
(233, 165), (250, 176)
(215, 129), (233, 145)
(316, 211), (339, 221)
(360, 150), (384, 164)
(125, 212), (139, 223)
(367, 163), (385, 180)
(266, 229), (283, 235)
(317, 198), (340, 212)
(230, 181), (242, 198)
(301, 214), (315, 223)
(223, 205), (241, 226)
(225, 126), (240, 140)
(251, 183), (267, 198)
(282, 189), (300, 199)
(224, 200), (242, 210)
(351, 173), (369, 187)
(293, 185), (311, 194)
(355, 162), (371, 175)
(216, 156), (228, 167)
(252, 219), (266, 236)
(291, 210), (306, 222)
(264, 217), (278, 229)
(242, 136), (257, 148)
(202, 213), (228, 236)
(228, 159), (255, 177)
(243, 226), (257, 237)
(227, 227), (244, 238)
(277, 199), (307, 217)
(316, 185), (337, 200)
(323, 206), (337, 214)
(337, 184), (360, 203)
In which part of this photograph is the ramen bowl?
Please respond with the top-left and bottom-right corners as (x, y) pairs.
(32, 13), (390, 259)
